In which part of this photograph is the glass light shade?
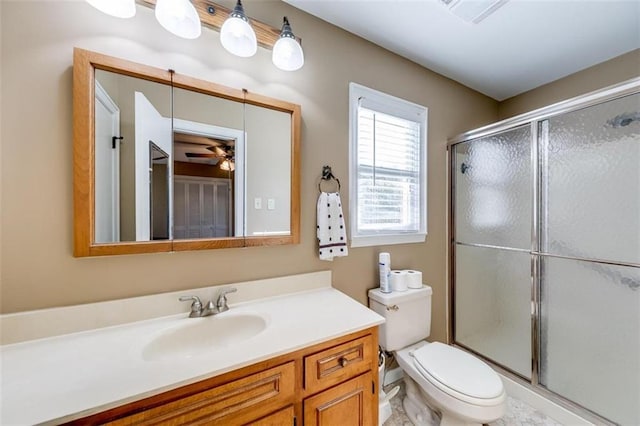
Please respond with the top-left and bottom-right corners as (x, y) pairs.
(220, 159), (235, 172)
(272, 37), (304, 71)
(86, 0), (136, 18)
(155, 0), (202, 40)
(220, 17), (257, 57)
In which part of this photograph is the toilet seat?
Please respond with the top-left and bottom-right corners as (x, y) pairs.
(411, 342), (504, 406)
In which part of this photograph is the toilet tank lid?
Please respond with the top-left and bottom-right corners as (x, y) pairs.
(368, 286), (432, 305)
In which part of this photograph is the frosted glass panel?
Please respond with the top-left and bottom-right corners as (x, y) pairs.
(455, 244), (532, 378)
(540, 256), (640, 425)
(455, 125), (531, 249)
(542, 93), (640, 264)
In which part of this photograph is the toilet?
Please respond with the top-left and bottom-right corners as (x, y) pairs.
(369, 286), (506, 426)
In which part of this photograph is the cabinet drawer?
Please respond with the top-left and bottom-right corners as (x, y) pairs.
(106, 362), (295, 426)
(304, 335), (374, 394)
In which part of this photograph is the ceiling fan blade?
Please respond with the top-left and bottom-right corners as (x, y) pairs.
(174, 133), (225, 147)
(205, 146), (225, 156)
(213, 146), (226, 156)
(185, 152), (218, 158)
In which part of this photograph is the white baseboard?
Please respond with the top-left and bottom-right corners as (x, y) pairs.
(383, 366), (404, 386)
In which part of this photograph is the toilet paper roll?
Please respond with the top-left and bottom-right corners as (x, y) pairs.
(404, 270), (423, 289)
(389, 270), (408, 292)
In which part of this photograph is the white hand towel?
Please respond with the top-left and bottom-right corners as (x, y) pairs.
(317, 192), (348, 261)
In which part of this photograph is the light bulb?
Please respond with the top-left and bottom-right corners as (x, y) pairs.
(86, 0), (136, 18)
(272, 17), (304, 71)
(220, 0), (257, 58)
(155, 0), (201, 39)
(220, 159), (235, 172)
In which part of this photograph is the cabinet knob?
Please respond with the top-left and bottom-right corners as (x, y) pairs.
(339, 357), (348, 368)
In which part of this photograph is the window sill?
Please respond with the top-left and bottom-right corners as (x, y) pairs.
(350, 233), (426, 248)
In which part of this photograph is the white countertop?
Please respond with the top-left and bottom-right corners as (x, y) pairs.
(0, 287), (384, 425)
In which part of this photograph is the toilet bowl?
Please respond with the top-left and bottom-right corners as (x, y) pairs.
(396, 341), (505, 425)
(368, 287), (506, 425)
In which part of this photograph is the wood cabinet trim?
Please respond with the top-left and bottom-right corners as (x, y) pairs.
(249, 405), (296, 426)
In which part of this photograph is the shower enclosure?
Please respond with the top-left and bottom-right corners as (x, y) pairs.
(449, 79), (639, 425)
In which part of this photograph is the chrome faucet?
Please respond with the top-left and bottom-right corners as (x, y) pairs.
(179, 295), (206, 317)
(179, 287), (237, 318)
(215, 287), (237, 313)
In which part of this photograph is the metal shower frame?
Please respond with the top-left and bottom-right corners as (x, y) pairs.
(447, 77), (640, 425)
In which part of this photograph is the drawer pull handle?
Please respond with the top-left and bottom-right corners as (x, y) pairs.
(386, 305), (399, 311)
(339, 357), (349, 368)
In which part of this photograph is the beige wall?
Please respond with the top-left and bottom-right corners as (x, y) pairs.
(0, 0), (498, 343)
(499, 49), (640, 120)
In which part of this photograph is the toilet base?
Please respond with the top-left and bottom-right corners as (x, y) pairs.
(403, 376), (486, 426)
(403, 376), (439, 425)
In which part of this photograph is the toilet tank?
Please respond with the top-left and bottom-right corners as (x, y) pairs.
(368, 286), (432, 352)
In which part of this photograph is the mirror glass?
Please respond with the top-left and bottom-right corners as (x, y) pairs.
(94, 70), (172, 243)
(172, 87), (244, 239)
(244, 104), (291, 237)
(92, 69), (292, 245)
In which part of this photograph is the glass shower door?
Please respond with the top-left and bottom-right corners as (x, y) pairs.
(539, 93), (640, 425)
(453, 125), (533, 379)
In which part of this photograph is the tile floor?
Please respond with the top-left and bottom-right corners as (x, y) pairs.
(383, 380), (563, 426)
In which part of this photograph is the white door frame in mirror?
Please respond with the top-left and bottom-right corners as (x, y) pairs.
(94, 80), (121, 243)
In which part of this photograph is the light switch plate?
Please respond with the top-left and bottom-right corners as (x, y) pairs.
(267, 198), (275, 210)
(254, 198), (262, 209)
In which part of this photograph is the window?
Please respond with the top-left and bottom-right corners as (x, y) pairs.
(349, 83), (427, 247)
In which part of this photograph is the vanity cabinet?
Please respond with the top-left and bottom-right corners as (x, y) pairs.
(68, 327), (378, 426)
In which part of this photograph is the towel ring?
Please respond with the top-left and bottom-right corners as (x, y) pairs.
(318, 165), (341, 192)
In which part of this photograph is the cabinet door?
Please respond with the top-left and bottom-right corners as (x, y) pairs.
(105, 362), (295, 425)
(247, 405), (295, 425)
(303, 372), (373, 426)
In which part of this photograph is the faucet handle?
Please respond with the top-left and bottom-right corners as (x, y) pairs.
(179, 295), (203, 317)
(216, 287), (237, 312)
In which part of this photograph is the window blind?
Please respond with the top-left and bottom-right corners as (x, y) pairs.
(356, 107), (421, 234)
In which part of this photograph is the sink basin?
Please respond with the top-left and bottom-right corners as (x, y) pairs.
(142, 313), (267, 361)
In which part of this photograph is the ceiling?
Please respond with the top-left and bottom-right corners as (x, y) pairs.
(284, 0), (640, 100)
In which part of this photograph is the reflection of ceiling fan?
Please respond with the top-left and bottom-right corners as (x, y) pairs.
(175, 132), (235, 169)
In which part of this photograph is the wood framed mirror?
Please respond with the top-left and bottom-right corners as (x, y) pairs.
(73, 48), (300, 257)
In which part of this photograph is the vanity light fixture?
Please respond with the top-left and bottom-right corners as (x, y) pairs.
(272, 17), (304, 71)
(86, 0), (136, 19)
(86, 0), (305, 71)
(220, 0), (257, 58)
(154, 0), (202, 39)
